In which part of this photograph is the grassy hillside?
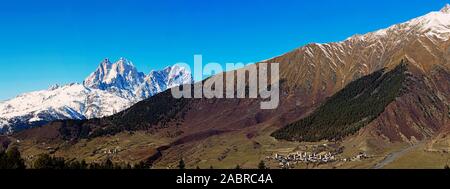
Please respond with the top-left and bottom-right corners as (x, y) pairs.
(58, 89), (190, 140)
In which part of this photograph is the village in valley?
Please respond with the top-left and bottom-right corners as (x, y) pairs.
(267, 144), (371, 169)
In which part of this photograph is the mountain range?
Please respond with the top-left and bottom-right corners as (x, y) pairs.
(2, 5), (450, 169)
(0, 58), (192, 134)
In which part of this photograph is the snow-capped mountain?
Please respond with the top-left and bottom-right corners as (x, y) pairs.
(348, 4), (450, 42)
(263, 5), (450, 142)
(84, 58), (146, 99)
(0, 58), (192, 134)
(0, 84), (132, 134)
(136, 65), (193, 99)
(271, 4), (450, 104)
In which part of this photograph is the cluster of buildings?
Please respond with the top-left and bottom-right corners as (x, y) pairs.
(269, 151), (370, 168)
(341, 152), (369, 162)
(102, 147), (121, 155)
(269, 151), (337, 168)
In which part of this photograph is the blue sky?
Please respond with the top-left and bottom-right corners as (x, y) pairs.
(0, 0), (448, 100)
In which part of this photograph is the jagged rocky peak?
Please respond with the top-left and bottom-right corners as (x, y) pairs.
(114, 57), (137, 76)
(166, 64), (193, 88)
(117, 57), (133, 66)
(83, 57), (145, 91)
(83, 58), (112, 88)
(98, 58), (113, 75)
(440, 3), (450, 13)
(48, 84), (60, 90)
(136, 64), (193, 99)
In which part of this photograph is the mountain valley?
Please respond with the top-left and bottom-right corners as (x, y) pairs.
(2, 5), (450, 169)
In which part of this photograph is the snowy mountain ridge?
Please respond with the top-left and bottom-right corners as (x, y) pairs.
(0, 58), (192, 134)
(345, 4), (450, 42)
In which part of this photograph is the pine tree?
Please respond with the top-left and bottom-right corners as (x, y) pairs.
(258, 160), (267, 169)
(33, 154), (54, 169)
(124, 163), (132, 169)
(0, 150), (7, 169)
(103, 159), (114, 169)
(5, 147), (25, 169)
(33, 154), (65, 169)
(89, 162), (102, 169)
(80, 160), (88, 169)
(178, 158), (185, 169)
(133, 161), (149, 169)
